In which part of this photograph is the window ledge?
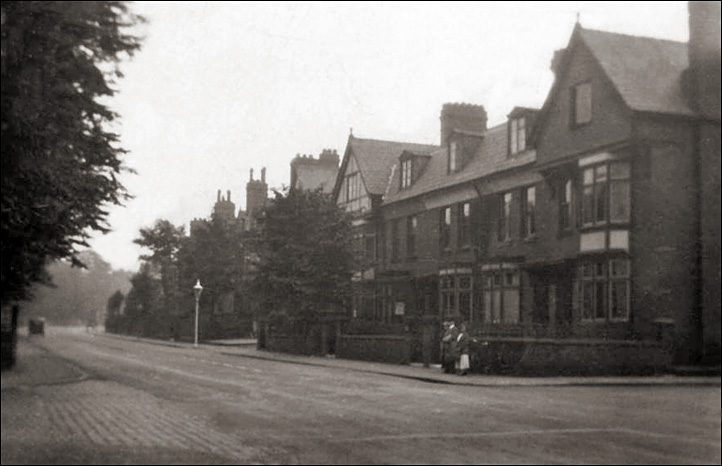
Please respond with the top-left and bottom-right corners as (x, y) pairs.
(578, 319), (630, 325)
(570, 120), (592, 130)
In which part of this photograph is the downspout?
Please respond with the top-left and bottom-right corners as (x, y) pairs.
(691, 122), (704, 364)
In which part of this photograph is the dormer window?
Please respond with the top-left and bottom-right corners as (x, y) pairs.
(449, 141), (458, 173)
(401, 158), (412, 189)
(510, 117), (526, 155)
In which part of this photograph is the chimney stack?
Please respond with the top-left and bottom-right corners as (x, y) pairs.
(688, 1), (721, 119)
(440, 103), (487, 144)
(261, 167), (266, 183)
(551, 48), (567, 77)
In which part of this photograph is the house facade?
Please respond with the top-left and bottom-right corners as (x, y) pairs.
(332, 5), (720, 371)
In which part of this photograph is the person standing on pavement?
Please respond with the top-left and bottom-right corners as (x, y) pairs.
(441, 320), (460, 374)
(456, 322), (470, 376)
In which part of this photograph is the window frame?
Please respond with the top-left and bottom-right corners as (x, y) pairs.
(581, 161), (631, 228)
(579, 257), (630, 322)
(449, 141), (458, 173)
(483, 266), (520, 324)
(406, 215), (417, 259)
(559, 178), (573, 232)
(571, 81), (593, 127)
(440, 206), (452, 251)
(509, 116), (526, 156)
(345, 172), (360, 202)
(440, 272), (475, 322)
(521, 185), (536, 238)
(498, 192), (513, 242)
(458, 202), (471, 248)
(400, 158), (412, 189)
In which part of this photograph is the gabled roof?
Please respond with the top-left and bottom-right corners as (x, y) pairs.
(344, 136), (438, 196)
(384, 122), (536, 205)
(578, 27), (694, 116)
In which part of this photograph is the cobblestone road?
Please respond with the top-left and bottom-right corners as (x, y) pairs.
(2, 330), (720, 464)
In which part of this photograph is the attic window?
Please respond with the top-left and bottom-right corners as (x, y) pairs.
(571, 81), (592, 126)
(510, 117), (526, 155)
(449, 141), (458, 173)
(401, 159), (412, 189)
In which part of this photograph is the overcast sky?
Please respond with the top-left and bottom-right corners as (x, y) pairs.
(87, 1), (690, 272)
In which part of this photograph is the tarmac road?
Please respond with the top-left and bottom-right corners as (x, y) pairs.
(2, 328), (720, 464)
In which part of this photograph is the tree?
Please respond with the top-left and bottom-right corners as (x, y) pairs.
(248, 188), (354, 325)
(123, 263), (163, 337)
(104, 289), (125, 332)
(133, 219), (185, 266)
(177, 212), (245, 313)
(1, 2), (143, 304)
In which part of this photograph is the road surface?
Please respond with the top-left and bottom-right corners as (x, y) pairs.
(2, 328), (720, 464)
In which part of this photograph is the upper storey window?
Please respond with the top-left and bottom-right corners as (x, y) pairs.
(571, 81), (592, 126)
(449, 141), (458, 173)
(509, 117), (526, 155)
(401, 159), (412, 189)
(345, 172), (360, 202)
(582, 162), (630, 227)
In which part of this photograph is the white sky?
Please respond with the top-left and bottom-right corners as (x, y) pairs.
(87, 1), (690, 272)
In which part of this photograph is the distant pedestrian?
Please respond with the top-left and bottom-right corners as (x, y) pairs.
(456, 322), (470, 376)
(441, 320), (459, 374)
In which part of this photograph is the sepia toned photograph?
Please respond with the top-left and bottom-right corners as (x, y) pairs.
(1, 1), (720, 464)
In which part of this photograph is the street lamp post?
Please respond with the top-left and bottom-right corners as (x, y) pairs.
(193, 279), (203, 348)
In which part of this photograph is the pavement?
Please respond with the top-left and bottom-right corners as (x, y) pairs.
(3, 333), (720, 389)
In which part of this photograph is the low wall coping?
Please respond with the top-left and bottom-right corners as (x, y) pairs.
(476, 336), (664, 348)
(339, 334), (410, 341)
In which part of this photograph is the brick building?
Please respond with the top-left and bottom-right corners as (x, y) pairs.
(190, 167), (269, 236)
(290, 149), (340, 194)
(332, 5), (720, 371)
(187, 167), (270, 339)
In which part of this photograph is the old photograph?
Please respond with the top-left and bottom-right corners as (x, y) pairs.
(2, 1), (720, 464)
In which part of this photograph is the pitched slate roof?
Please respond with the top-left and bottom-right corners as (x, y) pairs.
(579, 28), (694, 116)
(347, 136), (438, 196)
(384, 123), (536, 205)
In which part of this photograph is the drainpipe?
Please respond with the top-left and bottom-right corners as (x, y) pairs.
(691, 123), (704, 364)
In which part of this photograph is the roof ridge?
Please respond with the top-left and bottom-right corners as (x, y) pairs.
(351, 135), (439, 148)
(580, 26), (686, 46)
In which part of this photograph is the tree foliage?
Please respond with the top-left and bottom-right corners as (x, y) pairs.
(133, 219), (185, 265)
(177, 212), (246, 306)
(123, 262), (163, 333)
(248, 188), (354, 321)
(106, 289), (125, 318)
(1, 2), (143, 304)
